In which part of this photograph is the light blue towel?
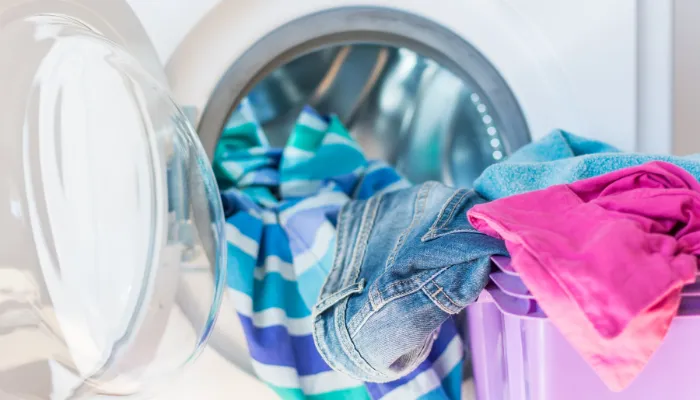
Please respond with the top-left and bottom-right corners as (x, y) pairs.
(475, 129), (700, 200)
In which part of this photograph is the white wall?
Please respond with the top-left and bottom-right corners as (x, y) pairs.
(126, 0), (221, 63)
(673, 0), (700, 155)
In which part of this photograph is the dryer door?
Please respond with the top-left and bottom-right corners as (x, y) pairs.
(0, 1), (225, 398)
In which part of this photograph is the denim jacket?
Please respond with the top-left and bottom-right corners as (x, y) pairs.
(312, 181), (508, 382)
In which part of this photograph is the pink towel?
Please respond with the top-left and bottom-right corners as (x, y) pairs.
(467, 161), (700, 391)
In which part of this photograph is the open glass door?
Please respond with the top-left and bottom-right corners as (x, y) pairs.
(0, 1), (225, 398)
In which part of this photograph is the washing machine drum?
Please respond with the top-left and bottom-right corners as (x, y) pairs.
(0, 1), (225, 398)
(241, 45), (514, 186)
(196, 7), (531, 188)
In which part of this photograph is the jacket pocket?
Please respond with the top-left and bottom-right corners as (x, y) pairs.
(421, 188), (482, 241)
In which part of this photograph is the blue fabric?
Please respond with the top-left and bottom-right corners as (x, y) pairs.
(216, 104), (464, 399)
(475, 129), (700, 200)
(313, 182), (507, 383)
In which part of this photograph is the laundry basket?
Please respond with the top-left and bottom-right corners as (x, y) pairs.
(467, 257), (700, 400)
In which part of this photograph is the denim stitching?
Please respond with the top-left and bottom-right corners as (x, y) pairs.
(379, 278), (421, 299)
(313, 198), (386, 381)
(423, 188), (472, 241)
(423, 228), (480, 242)
(346, 194), (383, 286)
(314, 203), (350, 315)
(372, 280), (416, 310)
(439, 189), (470, 230)
(336, 202), (355, 286)
(379, 283), (429, 305)
(419, 272), (467, 314)
(384, 182), (435, 273)
(335, 298), (384, 379)
(335, 204), (351, 281)
(348, 194), (383, 300)
(314, 280), (365, 316)
(313, 206), (355, 374)
(428, 188), (463, 232)
(347, 301), (372, 334)
(429, 279), (462, 310)
(370, 182), (433, 308)
(381, 275), (421, 294)
(369, 285), (383, 307)
(314, 204), (352, 312)
(377, 265), (450, 305)
(437, 189), (469, 230)
(333, 194), (388, 379)
(348, 304), (376, 339)
(422, 285), (456, 314)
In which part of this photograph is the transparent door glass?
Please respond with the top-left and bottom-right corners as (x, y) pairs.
(0, 11), (225, 399)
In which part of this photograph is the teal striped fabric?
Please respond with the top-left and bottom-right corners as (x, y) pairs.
(215, 101), (465, 399)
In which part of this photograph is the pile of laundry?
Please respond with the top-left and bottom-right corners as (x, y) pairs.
(215, 101), (700, 399)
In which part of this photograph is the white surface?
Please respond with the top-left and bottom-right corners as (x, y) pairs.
(152, 351), (477, 400)
(672, 0), (700, 154)
(125, 0), (220, 63)
(152, 347), (276, 400)
(637, 0), (674, 154)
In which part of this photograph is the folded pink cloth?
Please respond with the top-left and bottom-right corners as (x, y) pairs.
(468, 161), (700, 391)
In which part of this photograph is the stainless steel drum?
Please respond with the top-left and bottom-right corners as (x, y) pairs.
(221, 43), (528, 187)
(197, 8), (531, 188)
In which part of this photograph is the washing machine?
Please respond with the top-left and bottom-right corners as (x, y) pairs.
(2, 0), (700, 399)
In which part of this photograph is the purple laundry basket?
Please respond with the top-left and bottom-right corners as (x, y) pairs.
(489, 272), (533, 299)
(490, 270), (700, 298)
(468, 259), (700, 400)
